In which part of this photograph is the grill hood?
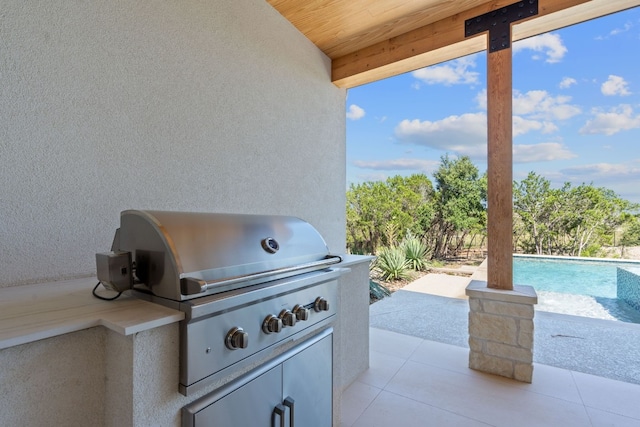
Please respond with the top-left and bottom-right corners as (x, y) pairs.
(98, 210), (340, 301)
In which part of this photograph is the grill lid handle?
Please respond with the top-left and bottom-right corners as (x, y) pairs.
(180, 255), (343, 296)
(181, 277), (207, 295)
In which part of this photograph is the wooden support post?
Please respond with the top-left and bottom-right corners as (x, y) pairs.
(487, 48), (513, 290)
(464, 0), (540, 290)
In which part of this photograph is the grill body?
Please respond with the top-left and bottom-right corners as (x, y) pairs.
(96, 210), (345, 408)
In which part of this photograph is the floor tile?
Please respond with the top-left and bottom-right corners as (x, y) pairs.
(572, 371), (640, 419)
(369, 327), (422, 359)
(408, 336), (585, 405)
(506, 363), (584, 404)
(339, 381), (382, 427)
(352, 390), (491, 427)
(342, 329), (640, 427)
(356, 350), (407, 389)
(586, 406), (640, 427)
(409, 338), (470, 374)
(385, 360), (592, 427)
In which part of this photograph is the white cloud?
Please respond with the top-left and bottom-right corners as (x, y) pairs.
(476, 89), (581, 122)
(411, 56), (479, 86)
(513, 116), (557, 136)
(395, 115), (578, 162)
(474, 90), (487, 109)
(475, 88), (577, 136)
(601, 75), (631, 96)
(394, 113), (561, 160)
(559, 162), (640, 196)
(352, 158), (440, 173)
(596, 22), (633, 39)
(346, 104), (365, 120)
(513, 142), (577, 163)
(546, 162), (640, 202)
(610, 22), (633, 36)
(559, 77), (577, 89)
(580, 104), (640, 135)
(395, 113), (487, 155)
(512, 90), (581, 121)
(561, 163), (634, 177)
(513, 33), (567, 63)
(354, 172), (389, 183)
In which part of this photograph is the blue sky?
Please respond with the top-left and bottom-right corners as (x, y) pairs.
(346, 7), (640, 203)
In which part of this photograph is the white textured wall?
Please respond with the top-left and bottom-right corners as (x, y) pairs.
(1, 0), (346, 287)
(0, 328), (106, 426)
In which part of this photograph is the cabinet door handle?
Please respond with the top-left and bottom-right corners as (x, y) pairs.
(272, 404), (285, 427)
(284, 397), (295, 427)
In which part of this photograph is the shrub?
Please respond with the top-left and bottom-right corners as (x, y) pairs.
(369, 279), (391, 301)
(581, 244), (604, 258)
(375, 246), (412, 281)
(401, 236), (429, 271)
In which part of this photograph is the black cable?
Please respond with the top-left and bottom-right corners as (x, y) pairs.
(92, 281), (123, 301)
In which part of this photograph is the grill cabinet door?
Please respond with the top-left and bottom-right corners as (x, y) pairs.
(184, 331), (333, 427)
(282, 334), (332, 427)
(192, 365), (283, 427)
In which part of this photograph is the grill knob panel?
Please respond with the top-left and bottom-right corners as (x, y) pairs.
(225, 327), (249, 350)
(293, 304), (310, 321)
(314, 297), (330, 312)
(262, 315), (283, 334)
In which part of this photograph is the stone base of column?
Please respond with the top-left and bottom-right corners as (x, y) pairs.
(465, 280), (538, 383)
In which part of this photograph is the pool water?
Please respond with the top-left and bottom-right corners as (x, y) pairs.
(513, 257), (640, 298)
(513, 256), (640, 323)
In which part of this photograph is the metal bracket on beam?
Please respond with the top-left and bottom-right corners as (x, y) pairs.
(465, 0), (539, 52)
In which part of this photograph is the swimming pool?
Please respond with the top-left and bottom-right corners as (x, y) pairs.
(513, 255), (640, 323)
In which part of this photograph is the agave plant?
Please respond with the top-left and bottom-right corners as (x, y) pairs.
(401, 236), (429, 271)
(369, 279), (391, 301)
(375, 246), (412, 281)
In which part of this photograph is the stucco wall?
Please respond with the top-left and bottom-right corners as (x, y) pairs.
(0, 328), (107, 426)
(0, 0), (347, 287)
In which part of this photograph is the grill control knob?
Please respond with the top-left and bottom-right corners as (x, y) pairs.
(293, 304), (310, 321)
(225, 327), (249, 350)
(279, 309), (296, 327)
(314, 297), (330, 312)
(262, 315), (283, 334)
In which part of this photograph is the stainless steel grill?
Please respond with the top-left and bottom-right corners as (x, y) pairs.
(97, 210), (341, 300)
(96, 210), (344, 426)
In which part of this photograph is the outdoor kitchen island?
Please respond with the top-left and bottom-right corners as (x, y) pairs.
(0, 255), (372, 426)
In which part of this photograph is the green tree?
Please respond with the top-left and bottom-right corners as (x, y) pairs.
(346, 174), (434, 254)
(346, 181), (394, 254)
(430, 155), (486, 258)
(513, 172), (566, 254)
(514, 172), (631, 256)
(562, 185), (628, 256)
(386, 174), (434, 238)
(620, 216), (640, 249)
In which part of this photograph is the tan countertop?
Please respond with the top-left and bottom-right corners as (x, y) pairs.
(0, 256), (374, 351)
(0, 277), (184, 350)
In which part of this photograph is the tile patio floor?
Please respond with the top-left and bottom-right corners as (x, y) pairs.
(340, 327), (640, 427)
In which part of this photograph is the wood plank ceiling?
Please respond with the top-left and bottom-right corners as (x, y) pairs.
(266, 0), (640, 88)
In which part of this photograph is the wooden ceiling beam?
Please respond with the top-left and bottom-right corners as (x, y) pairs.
(332, 0), (638, 88)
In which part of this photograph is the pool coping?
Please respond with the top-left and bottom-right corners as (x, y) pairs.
(513, 253), (640, 265)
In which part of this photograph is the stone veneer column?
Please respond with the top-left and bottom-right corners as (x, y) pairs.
(466, 280), (538, 383)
